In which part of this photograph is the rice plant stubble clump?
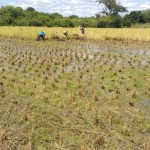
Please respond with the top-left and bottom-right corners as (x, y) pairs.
(0, 36), (150, 150)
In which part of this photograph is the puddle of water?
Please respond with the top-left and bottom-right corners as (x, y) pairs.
(65, 65), (73, 73)
(56, 69), (62, 75)
(138, 99), (150, 108)
(1, 38), (150, 79)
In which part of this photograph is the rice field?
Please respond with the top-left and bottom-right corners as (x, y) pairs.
(0, 27), (150, 150)
(0, 27), (150, 41)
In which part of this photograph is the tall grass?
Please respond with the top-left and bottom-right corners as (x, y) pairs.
(0, 26), (150, 41)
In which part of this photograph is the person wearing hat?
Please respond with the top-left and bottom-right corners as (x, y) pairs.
(63, 30), (68, 37)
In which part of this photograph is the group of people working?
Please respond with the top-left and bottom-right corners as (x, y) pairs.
(37, 27), (85, 41)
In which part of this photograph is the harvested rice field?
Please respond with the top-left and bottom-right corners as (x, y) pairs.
(0, 31), (150, 150)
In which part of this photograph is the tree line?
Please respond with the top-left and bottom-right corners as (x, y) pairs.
(0, 5), (150, 28)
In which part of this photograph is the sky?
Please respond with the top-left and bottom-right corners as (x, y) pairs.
(0, 0), (150, 17)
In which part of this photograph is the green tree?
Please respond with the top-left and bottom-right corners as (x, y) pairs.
(56, 18), (74, 27)
(96, 0), (127, 28)
(14, 18), (28, 26)
(122, 11), (145, 27)
(49, 13), (63, 20)
(0, 13), (13, 25)
(95, 14), (101, 18)
(0, 6), (25, 25)
(69, 15), (79, 19)
(0, 6), (23, 18)
(97, 16), (111, 28)
(26, 7), (35, 12)
(96, 0), (127, 15)
(142, 9), (150, 23)
(109, 14), (122, 28)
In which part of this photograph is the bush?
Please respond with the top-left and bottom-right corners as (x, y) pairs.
(97, 16), (111, 28)
(122, 11), (145, 27)
(109, 14), (122, 28)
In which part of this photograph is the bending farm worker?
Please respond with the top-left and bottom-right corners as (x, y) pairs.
(63, 30), (68, 37)
(37, 31), (45, 41)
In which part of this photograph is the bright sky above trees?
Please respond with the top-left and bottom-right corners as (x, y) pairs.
(0, 0), (150, 17)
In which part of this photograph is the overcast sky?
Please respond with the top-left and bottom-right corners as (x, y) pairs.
(1, 0), (150, 17)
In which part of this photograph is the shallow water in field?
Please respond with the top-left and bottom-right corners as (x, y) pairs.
(139, 99), (150, 108)
(1, 36), (150, 150)
(0, 37), (150, 77)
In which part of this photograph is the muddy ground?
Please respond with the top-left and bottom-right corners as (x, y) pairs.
(0, 37), (150, 150)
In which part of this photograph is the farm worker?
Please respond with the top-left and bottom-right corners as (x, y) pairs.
(63, 30), (68, 37)
(37, 31), (45, 41)
(80, 27), (85, 34)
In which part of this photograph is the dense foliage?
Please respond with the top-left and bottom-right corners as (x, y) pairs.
(0, 6), (150, 28)
(96, 0), (127, 15)
(122, 11), (147, 27)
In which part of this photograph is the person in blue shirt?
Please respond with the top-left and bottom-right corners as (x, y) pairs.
(37, 31), (45, 41)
